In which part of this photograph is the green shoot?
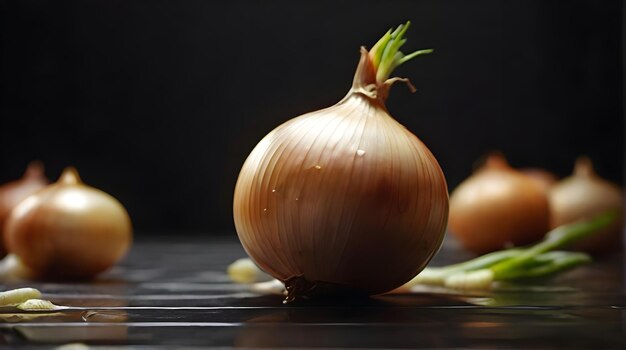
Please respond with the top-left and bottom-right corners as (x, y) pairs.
(490, 211), (616, 279)
(495, 251), (591, 281)
(405, 210), (617, 291)
(368, 21), (433, 83)
(404, 249), (521, 286)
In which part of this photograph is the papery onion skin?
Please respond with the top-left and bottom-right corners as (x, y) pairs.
(4, 167), (132, 280)
(448, 154), (551, 254)
(0, 162), (48, 258)
(549, 157), (624, 253)
(233, 24), (448, 300)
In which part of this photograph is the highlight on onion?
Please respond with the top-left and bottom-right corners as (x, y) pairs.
(548, 156), (624, 253)
(448, 153), (550, 254)
(0, 162), (48, 258)
(233, 22), (449, 302)
(4, 167), (133, 280)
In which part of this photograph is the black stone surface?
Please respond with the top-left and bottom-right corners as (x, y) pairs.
(0, 236), (624, 349)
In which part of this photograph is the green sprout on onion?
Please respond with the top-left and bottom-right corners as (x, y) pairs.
(368, 21), (433, 83)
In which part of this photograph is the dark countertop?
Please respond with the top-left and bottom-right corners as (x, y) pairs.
(0, 235), (624, 349)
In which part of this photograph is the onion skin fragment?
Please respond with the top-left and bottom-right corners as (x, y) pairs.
(0, 288), (41, 306)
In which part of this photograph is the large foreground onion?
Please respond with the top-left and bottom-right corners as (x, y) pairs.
(233, 23), (448, 302)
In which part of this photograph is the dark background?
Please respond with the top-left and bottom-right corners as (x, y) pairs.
(0, 0), (623, 235)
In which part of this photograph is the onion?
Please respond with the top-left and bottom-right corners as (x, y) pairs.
(4, 167), (133, 280)
(548, 156), (624, 253)
(0, 162), (48, 257)
(233, 22), (448, 302)
(448, 153), (550, 254)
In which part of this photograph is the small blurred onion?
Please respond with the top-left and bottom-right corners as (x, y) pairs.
(0, 162), (48, 257)
(4, 167), (132, 279)
(448, 153), (550, 254)
(549, 157), (624, 253)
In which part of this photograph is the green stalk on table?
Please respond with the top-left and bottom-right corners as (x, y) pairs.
(403, 210), (617, 290)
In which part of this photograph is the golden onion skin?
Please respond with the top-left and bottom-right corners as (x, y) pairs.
(549, 157), (624, 253)
(448, 154), (550, 254)
(233, 49), (448, 298)
(4, 168), (132, 280)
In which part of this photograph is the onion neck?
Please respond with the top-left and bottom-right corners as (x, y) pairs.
(350, 47), (378, 97)
(483, 152), (512, 171)
(23, 161), (46, 181)
(348, 48), (388, 107)
(346, 21), (432, 107)
(574, 156), (596, 178)
(59, 167), (83, 185)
